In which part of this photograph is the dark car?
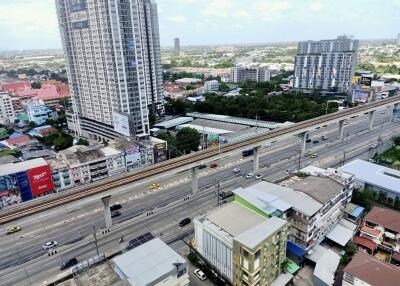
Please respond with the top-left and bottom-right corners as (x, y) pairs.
(306, 139), (312, 143)
(60, 258), (78, 270)
(210, 163), (218, 168)
(179, 217), (191, 227)
(198, 164), (207, 169)
(313, 140), (320, 144)
(110, 204), (122, 212)
(111, 211), (121, 218)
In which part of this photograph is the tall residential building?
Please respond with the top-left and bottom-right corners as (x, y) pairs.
(0, 91), (16, 124)
(231, 66), (271, 83)
(55, 0), (164, 141)
(194, 202), (289, 286)
(397, 33), (400, 45)
(294, 35), (359, 94)
(174, 37), (180, 55)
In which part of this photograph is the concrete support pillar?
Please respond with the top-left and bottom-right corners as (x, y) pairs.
(253, 146), (260, 172)
(191, 167), (199, 194)
(101, 195), (112, 229)
(338, 120), (345, 141)
(300, 132), (308, 154)
(369, 110), (376, 130)
(391, 103), (399, 122)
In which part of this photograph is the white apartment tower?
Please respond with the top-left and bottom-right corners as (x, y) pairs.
(231, 66), (271, 83)
(294, 36), (358, 94)
(55, 0), (164, 140)
(0, 91), (16, 124)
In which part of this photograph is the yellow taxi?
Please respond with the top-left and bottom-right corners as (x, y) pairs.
(6, 226), (21, 235)
(149, 183), (160, 189)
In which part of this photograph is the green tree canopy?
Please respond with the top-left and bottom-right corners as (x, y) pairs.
(176, 127), (201, 154)
(76, 138), (89, 146)
(31, 82), (42, 89)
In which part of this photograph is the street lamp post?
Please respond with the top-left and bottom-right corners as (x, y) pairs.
(92, 225), (99, 256)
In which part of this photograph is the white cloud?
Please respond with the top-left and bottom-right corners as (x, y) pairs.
(202, 0), (233, 18)
(234, 10), (251, 18)
(166, 15), (188, 23)
(255, 0), (292, 17)
(308, 1), (325, 13)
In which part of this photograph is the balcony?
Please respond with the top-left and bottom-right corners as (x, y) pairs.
(360, 226), (383, 240)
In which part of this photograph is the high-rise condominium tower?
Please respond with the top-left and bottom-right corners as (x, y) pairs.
(174, 38), (180, 56)
(294, 36), (359, 94)
(55, 0), (164, 140)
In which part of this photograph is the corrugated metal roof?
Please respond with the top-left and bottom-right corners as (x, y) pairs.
(0, 158), (48, 176)
(238, 181), (322, 217)
(112, 238), (186, 286)
(153, 117), (193, 129)
(186, 112), (281, 129)
(341, 159), (400, 194)
(326, 223), (354, 246)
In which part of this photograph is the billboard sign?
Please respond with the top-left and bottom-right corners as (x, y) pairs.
(352, 89), (370, 103)
(153, 142), (167, 163)
(360, 76), (372, 89)
(113, 112), (135, 137)
(27, 165), (54, 196)
(16, 171), (33, 202)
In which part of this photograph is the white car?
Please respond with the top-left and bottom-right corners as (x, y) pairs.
(255, 174), (263, 180)
(245, 172), (254, 179)
(194, 269), (206, 281)
(233, 168), (241, 173)
(43, 241), (58, 250)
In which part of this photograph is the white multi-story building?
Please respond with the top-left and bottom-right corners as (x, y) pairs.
(194, 202), (289, 285)
(0, 91), (16, 124)
(294, 35), (358, 94)
(55, 0), (164, 141)
(203, 80), (220, 92)
(233, 168), (355, 250)
(57, 144), (125, 186)
(231, 66), (271, 83)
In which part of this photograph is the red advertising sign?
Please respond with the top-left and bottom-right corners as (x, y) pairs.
(27, 165), (54, 196)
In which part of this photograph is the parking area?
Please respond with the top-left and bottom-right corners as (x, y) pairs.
(169, 239), (214, 286)
(293, 265), (313, 286)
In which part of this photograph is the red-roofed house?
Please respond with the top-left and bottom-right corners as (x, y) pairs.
(0, 81), (31, 93)
(2, 135), (33, 149)
(355, 207), (400, 261)
(33, 83), (70, 106)
(342, 251), (400, 286)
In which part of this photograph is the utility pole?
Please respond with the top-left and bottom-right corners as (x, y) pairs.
(216, 179), (221, 206)
(298, 147), (301, 170)
(92, 225), (99, 256)
(342, 151), (347, 166)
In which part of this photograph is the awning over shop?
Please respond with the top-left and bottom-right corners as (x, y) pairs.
(326, 223), (355, 247)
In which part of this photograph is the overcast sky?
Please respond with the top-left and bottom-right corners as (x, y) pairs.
(0, 0), (399, 51)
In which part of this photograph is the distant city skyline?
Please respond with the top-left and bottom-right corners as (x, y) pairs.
(0, 0), (400, 50)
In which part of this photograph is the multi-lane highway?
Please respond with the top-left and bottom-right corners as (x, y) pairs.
(0, 111), (399, 286)
(2, 96), (399, 223)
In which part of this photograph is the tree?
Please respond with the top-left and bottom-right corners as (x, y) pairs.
(394, 136), (400, 146)
(344, 242), (357, 256)
(31, 82), (42, 89)
(281, 259), (290, 273)
(27, 121), (37, 130)
(176, 127), (201, 154)
(76, 138), (89, 146)
(53, 133), (73, 151)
